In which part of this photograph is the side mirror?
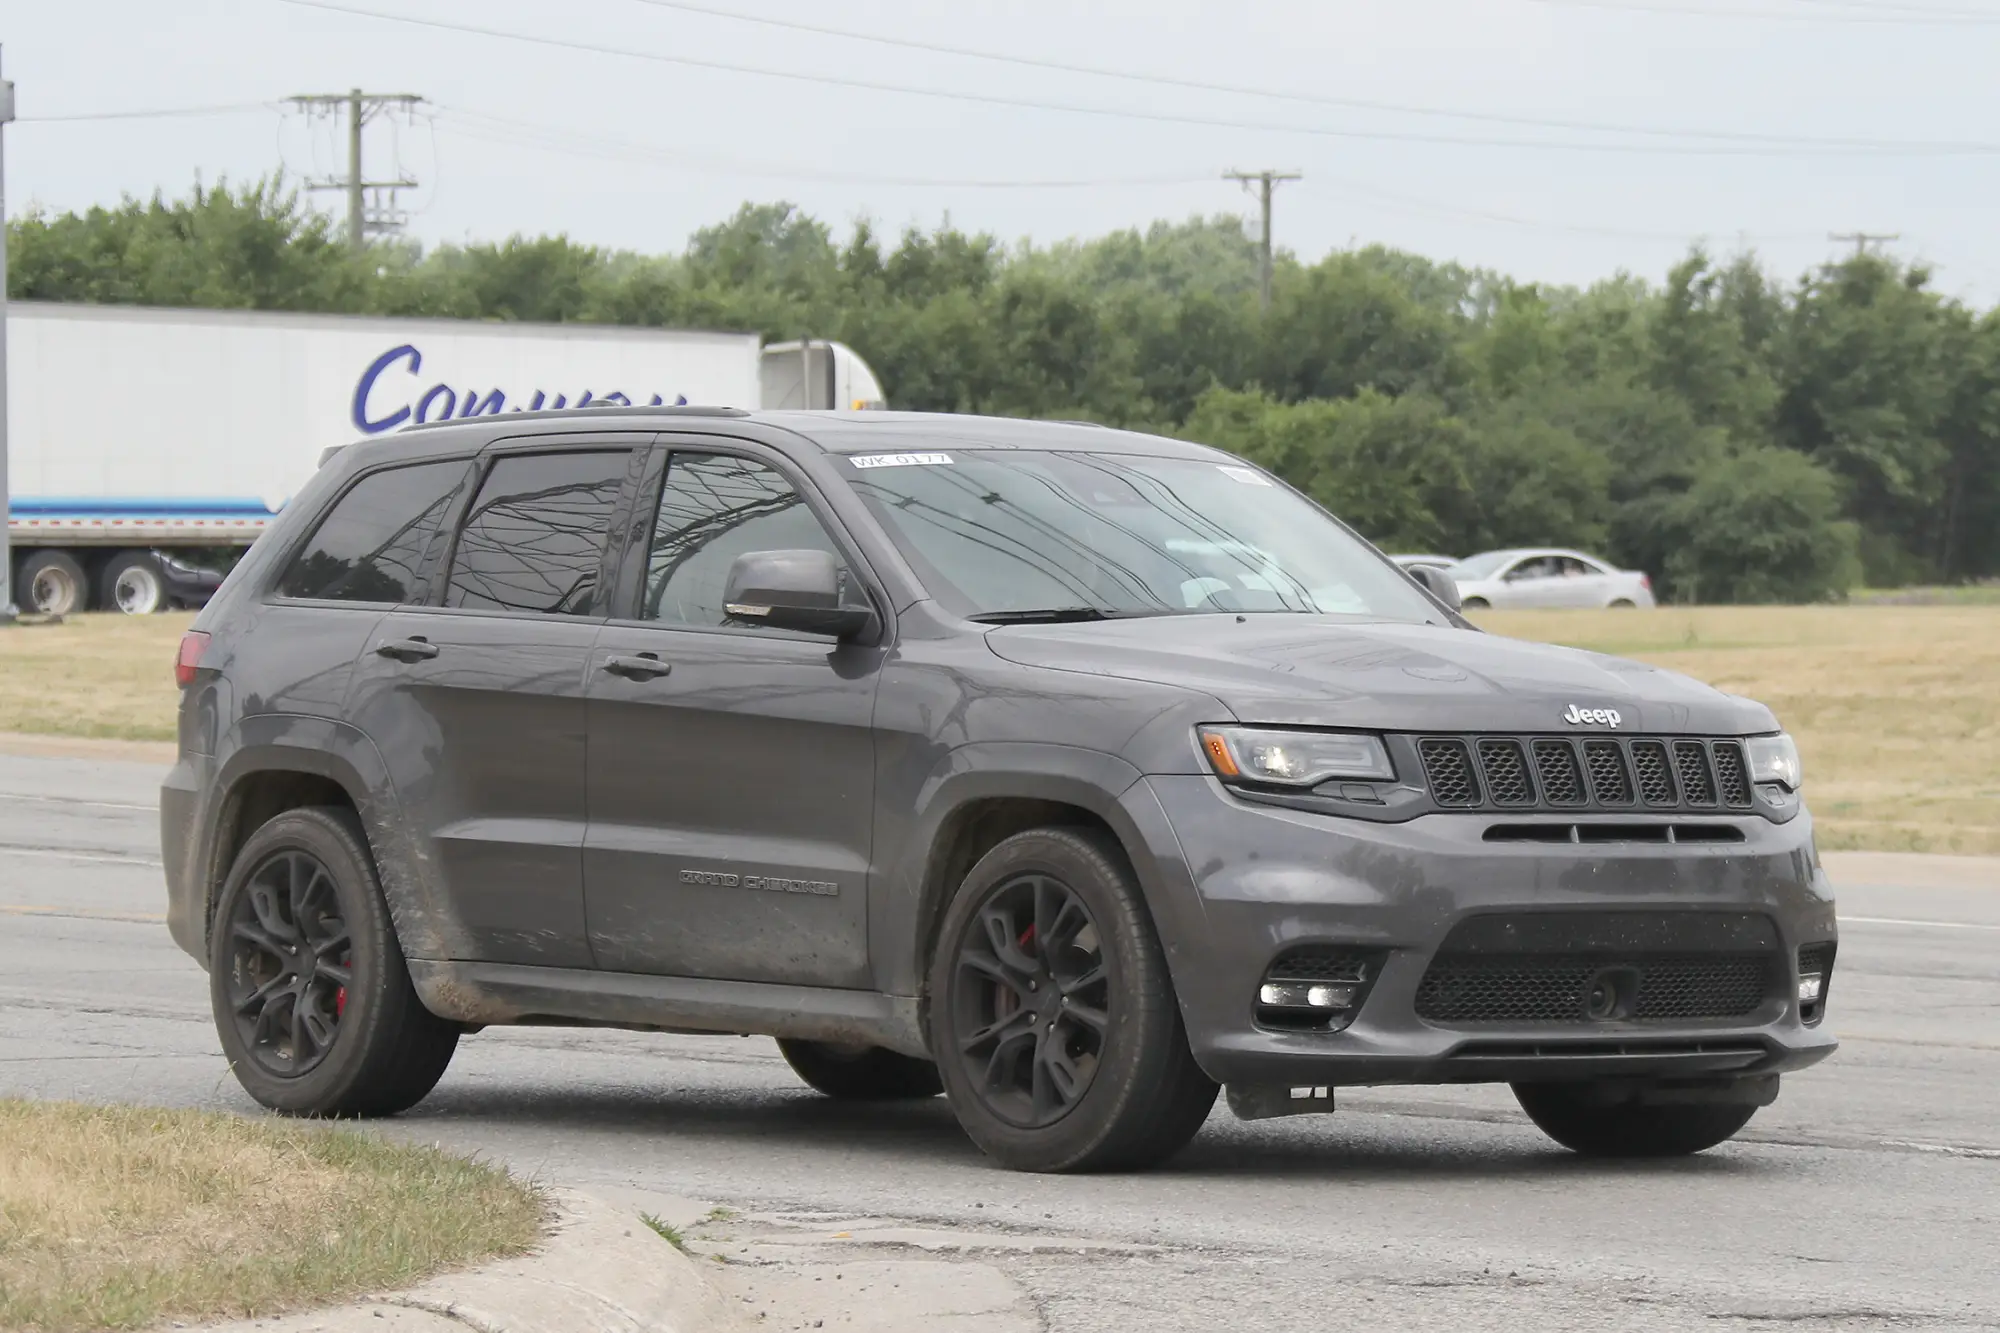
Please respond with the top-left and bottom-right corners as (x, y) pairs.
(1409, 563), (1463, 613)
(723, 549), (877, 641)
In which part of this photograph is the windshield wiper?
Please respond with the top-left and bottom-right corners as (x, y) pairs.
(969, 607), (1131, 624)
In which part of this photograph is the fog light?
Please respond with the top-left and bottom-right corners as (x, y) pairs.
(1258, 982), (1359, 1010)
(1798, 972), (1825, 1005)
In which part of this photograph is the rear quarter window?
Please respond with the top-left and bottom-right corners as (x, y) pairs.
(276, 459), (469, 603)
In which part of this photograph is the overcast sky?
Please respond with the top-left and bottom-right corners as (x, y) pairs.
(8, 0), (2000, 301)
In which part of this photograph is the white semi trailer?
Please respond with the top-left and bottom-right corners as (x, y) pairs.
(4, 301), (887, 614)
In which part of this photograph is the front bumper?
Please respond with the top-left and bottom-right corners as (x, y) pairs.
(1129, 775), (1839, 1088)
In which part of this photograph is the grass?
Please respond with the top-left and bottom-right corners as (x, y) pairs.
(1471, 605), (2000, 856)
(0, 613), (194, 743)
(639, 1213), (687, 1251)
(1, 607), (1994, 854)
(0, 1099), (546, 1333)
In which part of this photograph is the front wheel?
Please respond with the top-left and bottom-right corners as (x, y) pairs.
(1513, 1082), (1757, 1157)
(927, 827), (1217, 1173)
(210, 806), (459, 1117)
(1461, 596), (1490, 610)
(778, 1039), (942, 1100)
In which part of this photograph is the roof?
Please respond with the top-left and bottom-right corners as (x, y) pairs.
(357, 407), (1233, 463)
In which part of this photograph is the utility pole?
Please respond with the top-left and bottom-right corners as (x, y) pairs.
(1225, 169), (1302, 313)
(1829, 231), (1900, 259)
(287, 90), (423, 253)
(0, 48), (16, 622)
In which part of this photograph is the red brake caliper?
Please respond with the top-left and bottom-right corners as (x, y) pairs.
(335, 987), (347, 1018)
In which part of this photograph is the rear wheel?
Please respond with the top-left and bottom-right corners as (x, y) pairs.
(16, 550), (89, 616)
(1513, 1081), (1757, 1157)
(778, 1039), (942, 1100)
(1608, 598), (1637, 609)
(927, 827), (1217, 1173)
(210, 806), (459, 1117)
(1461, 596), (1490, 610)
(100, 551), (167, 615)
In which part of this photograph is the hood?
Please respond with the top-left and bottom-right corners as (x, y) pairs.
(983, 615), (1776, 735)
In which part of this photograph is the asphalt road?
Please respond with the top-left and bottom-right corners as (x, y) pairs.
(3, 751), (1997, 1332)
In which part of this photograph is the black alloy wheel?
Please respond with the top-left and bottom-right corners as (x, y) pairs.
(210, 806), (459, 1117)
(222, 848), (354, 1077)
(949, 871), (1114, 1129)
(927, 827), (1218, 1172)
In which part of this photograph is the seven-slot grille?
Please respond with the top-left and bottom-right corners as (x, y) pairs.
(1413, 736), (1756, 814)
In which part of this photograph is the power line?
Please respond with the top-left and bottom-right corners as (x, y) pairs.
(616, 0), (1950, 148)
(17, 101), (275, 124)
(275, 0), (2000, 157)
(434, 107), (1210, 188)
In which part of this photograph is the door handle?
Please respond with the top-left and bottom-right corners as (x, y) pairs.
(602, 652), (672, 681)
(376, 637), (440, 663)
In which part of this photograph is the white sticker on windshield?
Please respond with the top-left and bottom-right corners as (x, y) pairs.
(850, 452), (953, 469)
(1217, 464), (1271, 486)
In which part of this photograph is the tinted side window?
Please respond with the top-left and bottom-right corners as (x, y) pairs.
(641, 454), (845, 626)
(445, 451), (631, 616)
(277, 459), (467, 603)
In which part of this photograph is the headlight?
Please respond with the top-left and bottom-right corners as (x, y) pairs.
(1199, 727), (1395, 786)
(1746, 733), (1802, 790)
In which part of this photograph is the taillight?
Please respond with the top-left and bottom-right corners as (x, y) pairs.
(1640, 574), (1652, 591)
(175, 631), (211, 687)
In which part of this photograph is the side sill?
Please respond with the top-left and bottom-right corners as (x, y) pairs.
(407, 960), (928, 1059)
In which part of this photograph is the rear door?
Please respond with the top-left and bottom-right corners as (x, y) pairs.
(582, 441), (883, 987)
(1563, 555), (1616, 607)
(344, 436), (651, 968)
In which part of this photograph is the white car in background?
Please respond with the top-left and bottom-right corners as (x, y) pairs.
(1448, 548), (1656, 610)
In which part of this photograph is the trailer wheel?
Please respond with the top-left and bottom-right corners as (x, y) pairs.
(17, 551), (91, 616)
(101, 552), (167, 615)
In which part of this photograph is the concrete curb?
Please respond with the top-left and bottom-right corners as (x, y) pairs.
(189, 1189), (740, 1333)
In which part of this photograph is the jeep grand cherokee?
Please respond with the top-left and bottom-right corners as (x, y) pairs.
(161, 408), (1837, 1172)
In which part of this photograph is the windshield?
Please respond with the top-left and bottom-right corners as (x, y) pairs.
(842, 449), (1440, 622)
(1448, 551), (1515, 580)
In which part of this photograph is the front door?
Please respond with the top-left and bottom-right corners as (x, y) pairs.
(584, 445), (882, 988)
(345, 440), (648, 968)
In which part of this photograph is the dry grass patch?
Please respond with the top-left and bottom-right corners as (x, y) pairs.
(0, 614), (192, 743)
(1473, 605), (2000, 856)
(0, 1099), (544, 1333)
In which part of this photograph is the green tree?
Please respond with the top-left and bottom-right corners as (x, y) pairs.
(1657, 449), (1860, 603)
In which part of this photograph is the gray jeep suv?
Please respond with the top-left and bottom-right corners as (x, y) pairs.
(162, 408), (1837, 1172)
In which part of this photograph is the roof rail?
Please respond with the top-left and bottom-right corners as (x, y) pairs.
(403, 403), (752, 431)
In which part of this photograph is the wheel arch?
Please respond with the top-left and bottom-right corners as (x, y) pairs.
(199, 717), (456, 963)
(882, 745), (1203, 1026)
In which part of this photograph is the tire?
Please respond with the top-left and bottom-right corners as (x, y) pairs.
(1513, 1082), (1758, 1157)
(927, 826), (1218, 1173)
(100, 551), (167, 615)
(210, 805), (459, 1117)
(16, 550), (90, 616)
(778, 1039), (943, 1100)
(1461, 596), (1490, 610)
(1608, 598), (1637, 609)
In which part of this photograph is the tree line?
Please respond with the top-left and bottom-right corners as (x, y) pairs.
(11, 176), (1999, 601)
